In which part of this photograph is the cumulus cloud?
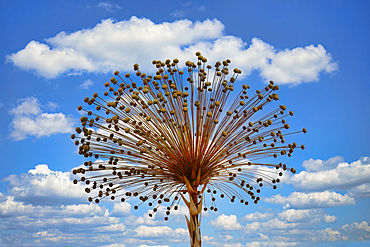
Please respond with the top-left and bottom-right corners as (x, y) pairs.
(80, 79), (94, 89)
(264, 191), (356, 208)
(137, 245), (170, 247)
(244, 212), (275, 222)
(245, 241), (299, 247)
(210, 214), (243, 230)
(244, 219), (299, 234)
(9, 96), (75, 140)
(134, 225), (187, 238)
(278, 209), (336, 223)
(288, 156), (370, 192)
(311, 228), (348, 242)
(99, 244), (126, 247)
(96, 223), (126, 232)
(242, 217), (370, 244)
(111, 202), (132, 216)
(0, 196), (119, 228)
(6, 17), (338, 85)
(342, 221), (370, 235)
(347, 183), (370, 198)
(4, 164), (86, 205)
(302, 156), (344, 172)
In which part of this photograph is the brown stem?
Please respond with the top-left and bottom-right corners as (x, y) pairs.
(188, 211), (201, 247)
(185, 187), (201, 247)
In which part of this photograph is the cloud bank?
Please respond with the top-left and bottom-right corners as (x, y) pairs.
(6, 17), (338, 85)
(288, 157), (370, 192)
(4, 164), (86, 205)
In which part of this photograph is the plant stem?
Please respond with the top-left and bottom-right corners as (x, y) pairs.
(185, 187), (201, 247)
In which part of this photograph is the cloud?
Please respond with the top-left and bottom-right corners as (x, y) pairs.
(96, 223), (126, 232)
(347, 183), (370, 198)
(80, 79), (94, 89)
(99, 244), (126, 247)
(301, 156), (344, 172)
(134, 225), (187, 238)
(170, 9), (187, 18)
(6, 17), (338, 85)
(277, 209), (336, 223)
(46, 101), (59, 111)
(0, 102), (4, 109)
(311, 228), (348, 242)
(0, 195), (106, 219)
(242, 216), (370, 244)
(111, 202), (132, 216)
(210, 214), (243, 230)
(264, 191), (356, 208)
(342, 221), (370, 235)
(244, 219), (299, 234)
(262, 218), (299, 230)
(288, 157), (370, 192)
(197, 6), (207, 12)
(244, 212), (275, 222)
(137, 245), (170, 247)
(9, 96), (75, 140)
(96, 2), (122, 12)
(9, 96), (41, 116)
(4, 164), (87, 205)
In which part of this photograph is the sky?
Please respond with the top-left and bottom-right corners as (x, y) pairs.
(0, 0), (369, 246)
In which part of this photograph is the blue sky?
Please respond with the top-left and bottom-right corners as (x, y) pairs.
(0, 0), (369, 246)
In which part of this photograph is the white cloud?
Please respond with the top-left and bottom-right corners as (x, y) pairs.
(111, 202), (132, 216)
(0, 102), (4, 109)
(311, 228), (347, 242)
(323, 214), (337, 223)
(278, 209), (336, 223)
(245, 241), (299, 247)
(0, 196), (34, 216)
(243, 217), (370, 244)
(347, 183), (370, 198)
(96, 223), (126, 232)
(99, 244), (126, 247)
(264, 191), (356, 208)
(302, 156), (344, 172)
(244, 212), (274, 222)
(262, 218), (299, 230)
(96, 2), (122, 12)
(9, 96), (41, 116)
(244, 218), (299, 234)
(80, 79), (94, 89)
(6, 41), (95, 79)
(0, 195), (105, 219)
(288, 157), (370, 191)
(210, 214), (243, 230)
(6, 17), (338, 85)
(134, 225), (187, 238)
(4, 164), (86, 205)
(137, 245), (170, 247)
(342, 221), (370, 233)
(9, 96), (75, 140)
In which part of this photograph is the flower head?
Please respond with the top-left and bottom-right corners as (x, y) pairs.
(72, 52), (306, 220)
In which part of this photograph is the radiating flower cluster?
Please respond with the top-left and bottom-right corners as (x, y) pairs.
(71, 52), (306, 222)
